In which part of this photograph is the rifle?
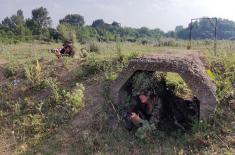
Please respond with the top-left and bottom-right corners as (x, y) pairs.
(48, 48), (62, 59)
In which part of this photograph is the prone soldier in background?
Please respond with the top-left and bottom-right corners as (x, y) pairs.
(50, 41), (75, 59)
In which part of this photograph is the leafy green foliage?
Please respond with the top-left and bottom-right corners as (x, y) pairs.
(24, 60), (43, 87)
(131, 71), (167, 96)
(31, 7), (51, 33)
(2, 6), (235, 45)
(4, 63), (18, 77)
(209, 55), (235, 101)
(64, 83), (85, 112)
(59, 14), (85, 26)
(175, 18), (235, 39)
(135, 120), (156, 140)
(166, 72), (191, 97)
(0, 77), (85, 148)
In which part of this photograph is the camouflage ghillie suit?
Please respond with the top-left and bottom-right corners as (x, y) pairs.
(124, 95), (199, 131)
(124, 96), (163, 131)
(124, 71), (199, 132)
(148, 97), (162, 127)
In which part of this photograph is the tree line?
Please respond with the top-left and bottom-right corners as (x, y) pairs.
(1, 7), (235, 44)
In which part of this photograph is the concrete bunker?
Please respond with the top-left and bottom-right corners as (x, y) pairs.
(111, 53), (217, 120)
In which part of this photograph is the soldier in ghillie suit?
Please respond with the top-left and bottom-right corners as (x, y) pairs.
(51, 41), (75, 59)
(124, 71), (200, 132)
(124, 89), (163, 131)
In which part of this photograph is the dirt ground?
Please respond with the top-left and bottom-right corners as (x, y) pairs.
(0, 59), (11, 155)
(52, 76), (105, 154)
(0, 67), (5, 81)
(0, 136), (12, 155)
(0, 58), (7, 65)
(0, 58), (7, 80)
(71, 78), (104, 130)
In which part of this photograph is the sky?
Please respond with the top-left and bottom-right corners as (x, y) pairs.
(0, 0), (235, 32)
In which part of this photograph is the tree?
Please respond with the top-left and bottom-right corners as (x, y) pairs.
(32, 7), (51, 28)
(48, 28), (60, 41)
(2, 17), (15, 28)
(32, 7), (51, 30)
(150, 28), (164, 40)
(26, 7), (51, 36)
(2, 10), (24, 28)
(175, 25), (183, 33)
(76, 26), (98, 43)
(11, 10), (24, 25)
(166, 31), (176, 38)
(1, 9), (29, 37)
(91, 19), (105, 28)
(25, 18), (38, 35)
(175, 25), (187, 39)
(138, 27), (150, 37)
(174, 18), (235, 40)
(112, 21), (121, 27)
(59, 14), (85, 26)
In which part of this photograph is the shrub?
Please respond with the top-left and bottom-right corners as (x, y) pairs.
(116, 42), (125, 62)
(80, 47), (89, 58)
(76, 56), (100, 80)
(166, 73), (190, 96)
(104, 70), (117, 81)
(4, 63), (17, 78)
(44, 79), (85, 113)
(131, 71), (167, 96)
(135, 120), (156, 140)
(24, 60), (44, 88)
(141, 40), (148, 45)
(64, 83), (85, 113)
(208, 56), (235, 102)
(44, 78), (61, 103)
(88, 41), (100, 53)
(127, 51), (140, 60)
(76, 55), (114, 80)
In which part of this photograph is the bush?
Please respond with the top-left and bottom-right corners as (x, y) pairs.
(104, 70), (117, 81)
(0, 75), (85, 147)
(116, 42), (125, 62)
(80, 47), (89, 58)
(131, 71), (167, 96)
(88, 41), (100, 53)
(4, 63), (18, 78)
(43, 79), (85, 116)
(44, 78), (61, 103)
(208, 56), (235, 102)
(76, 56), (101, 80)
(64, 83), (85, 113)
(24, 60), (44, 88)
(76, 55), (115, 80)
(141, 40), (148, 45)
(166, 73), (190, 96)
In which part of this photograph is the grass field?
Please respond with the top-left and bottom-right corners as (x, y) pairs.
(0, 40), (234, 154)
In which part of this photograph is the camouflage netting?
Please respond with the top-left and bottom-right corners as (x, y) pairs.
(110, 53), (217, 119)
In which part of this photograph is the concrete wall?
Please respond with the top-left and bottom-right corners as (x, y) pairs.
(110, 53), (217, 119)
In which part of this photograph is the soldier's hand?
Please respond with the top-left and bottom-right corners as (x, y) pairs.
(54, 50), (61, 59)
(130, 112), (141, 125)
